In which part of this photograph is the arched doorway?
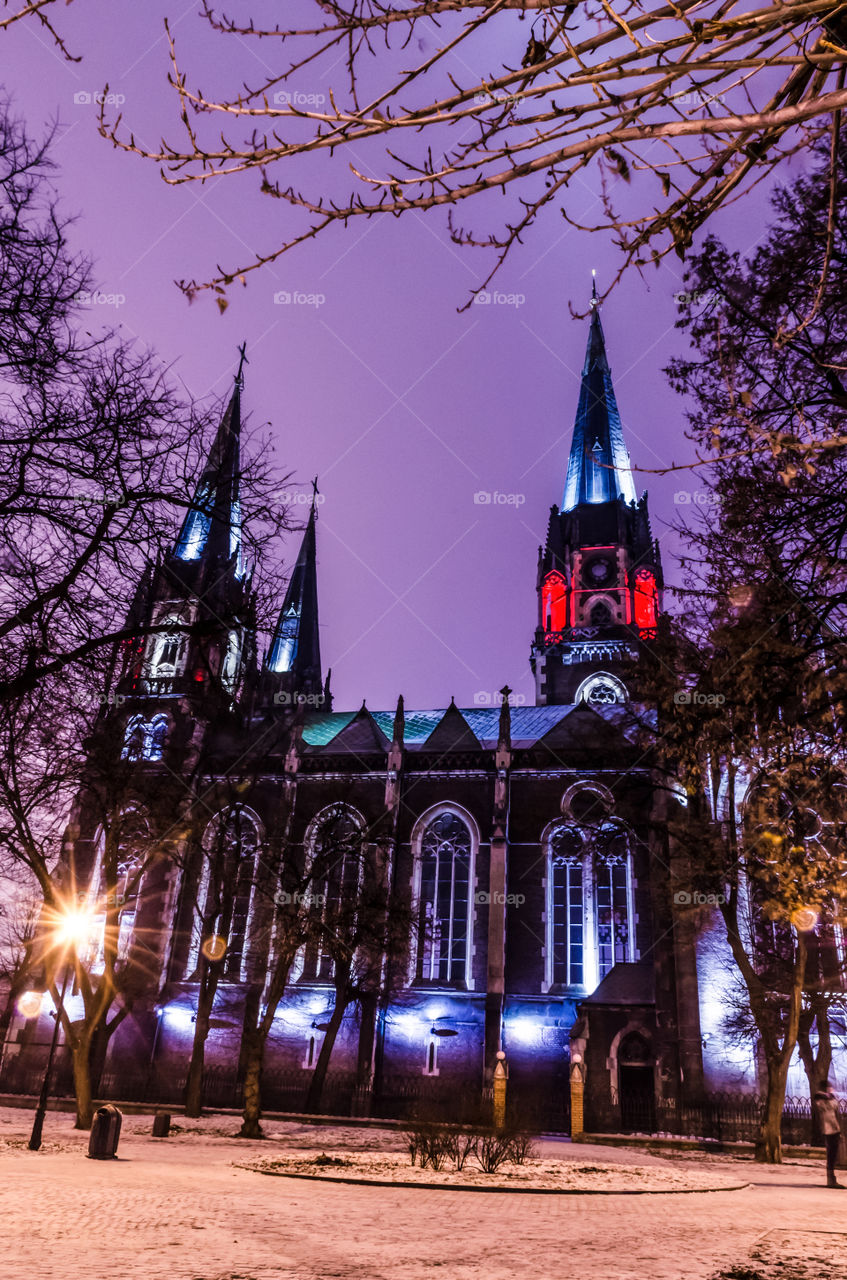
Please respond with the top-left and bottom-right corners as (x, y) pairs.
(618, 1031), (655, 1133)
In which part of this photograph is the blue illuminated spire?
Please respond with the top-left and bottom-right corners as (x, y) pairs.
(562, 283), (637, 512)
(267, 486), (321, 682)
(174, 351), (244, 575)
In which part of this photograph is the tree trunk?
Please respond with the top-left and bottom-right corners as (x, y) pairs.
(305, 986), (348, 1115)
(239, 1025), (265, 1139)
(71, 1033), (94, 1130)
(755, 1058), (790, 1163)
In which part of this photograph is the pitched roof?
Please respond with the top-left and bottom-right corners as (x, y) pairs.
(301, 702), (643, 751)
(422, 703), (482, 752)
(581, 962), (655, 1006)
(310, 705), (389, 754)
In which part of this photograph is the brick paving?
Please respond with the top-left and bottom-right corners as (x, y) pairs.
(1, 1109), (845, 1280)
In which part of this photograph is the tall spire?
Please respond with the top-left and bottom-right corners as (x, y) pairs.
(562, 289), (637, 512)
(266, 485), (321, 690)
(173, 356), (244, 575)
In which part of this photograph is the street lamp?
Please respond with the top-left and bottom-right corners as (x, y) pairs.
(26, 903), (93, 1152)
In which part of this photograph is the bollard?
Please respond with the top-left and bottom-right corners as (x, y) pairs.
(152, 1111), (171, 1138)
(88, 1104), (123, 1160)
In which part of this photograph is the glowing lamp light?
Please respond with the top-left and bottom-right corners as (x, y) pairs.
(506, 1018), (541, 1047)
(571, 1052), (583, 1064)
(792, 906), (819, 932)
(201, 935), (228, 962)
(49, 903), (96, 951)
(17, 990), (45, 1020)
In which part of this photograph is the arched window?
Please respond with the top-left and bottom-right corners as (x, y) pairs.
(743, 775), (847, 985)
(121, 714), (168, 762)
(146, 616), (188, 681)
(541, 572), (567, 633)
(549, 825), (585, 987)
(634, 568), (659, 634)
(187, 807), (261, 981)
(595, 821), (632, 978)
(547, 816), (635, 992)
(221, 629), (242, 693)
(121, 715), (146, 761)
(413, 809), (475, 986)
(575, 672), (628, 707)
(589, 600), (612, 627)
(146, 715), (168, 761)
(86, 809), (150, 971)
(300, 804), (364, 982)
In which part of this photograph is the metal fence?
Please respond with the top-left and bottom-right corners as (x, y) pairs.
(608, 1091), (819, 1146)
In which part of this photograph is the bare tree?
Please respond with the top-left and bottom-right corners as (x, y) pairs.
(0, 1), (78, 59)
(98, 1), (847, 305)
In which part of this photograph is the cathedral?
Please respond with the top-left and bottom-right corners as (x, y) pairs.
(4, 297), (777, 1131)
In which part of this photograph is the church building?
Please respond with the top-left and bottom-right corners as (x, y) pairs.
(4, 297), (771, 1131)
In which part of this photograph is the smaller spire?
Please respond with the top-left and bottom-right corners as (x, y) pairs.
(392, 694), (405, 749)
(498, 685), (512, 748)
(266, 502), (321, 689)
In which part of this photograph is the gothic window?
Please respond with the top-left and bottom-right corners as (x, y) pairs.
(268, 605), (300, 673)
(414, 810), (474, 986)
(547, 818), (635, 991)
(221, 629), (242, 693)
(634, 568), (659, 634)
(300, 805), (364, 982)
(744, 776), (847, 986)
(576, 673), (628, 707)
(86, 809), (150, 971)
(121, 714), (168, 762)
(188, 807), (261, 981)
(146, 715), (168, 761)
(589, 600), (612, 627)
(550, 825), (585, 986)
(595, 822), (632, 979)
(122, 715), (146, 761)
(541, 572), (567, 633)
(146, 616), (188, 681)
(175, 481), (212, 562)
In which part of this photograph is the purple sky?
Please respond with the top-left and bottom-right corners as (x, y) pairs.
(2, 4), (797, 711)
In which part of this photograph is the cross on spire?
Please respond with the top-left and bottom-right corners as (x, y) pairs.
(236, 341), (248, 387)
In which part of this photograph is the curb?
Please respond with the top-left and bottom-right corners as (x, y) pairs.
(249, 1167), (752, 1196)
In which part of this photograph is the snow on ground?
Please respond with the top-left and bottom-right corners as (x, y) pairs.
(1, 1106), (846, 1280)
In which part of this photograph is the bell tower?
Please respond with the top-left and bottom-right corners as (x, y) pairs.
(531, 287), (663, 706)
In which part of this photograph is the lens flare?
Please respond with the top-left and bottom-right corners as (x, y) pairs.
(201, 934), (227, 962)
(16, 990), (44, 1019)
(791, 906), (819, 932)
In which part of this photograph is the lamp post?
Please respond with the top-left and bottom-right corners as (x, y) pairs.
(28, 965), (71, 1152)
(25, 903), (93, 1152)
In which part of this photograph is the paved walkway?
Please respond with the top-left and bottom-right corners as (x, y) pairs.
(1, 1109), (845, 1280)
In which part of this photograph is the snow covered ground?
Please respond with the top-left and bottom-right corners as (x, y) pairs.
(1, 1106), (845, 1280)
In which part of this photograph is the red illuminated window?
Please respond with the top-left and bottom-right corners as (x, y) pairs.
(634, 568), (658, 632)
(542, 572), (567, 632)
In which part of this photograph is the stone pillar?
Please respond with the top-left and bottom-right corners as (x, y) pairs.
(484, 690), (511, 1085)
(493, 1051), (508, 1130)
(570, 1058), (585, 1138)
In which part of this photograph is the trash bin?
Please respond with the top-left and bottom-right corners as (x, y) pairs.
(152, 1111), (171, 1138)
(88, 1104), (123, 1160)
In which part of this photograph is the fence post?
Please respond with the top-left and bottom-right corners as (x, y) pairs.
(570, 1053), (585, 1138)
